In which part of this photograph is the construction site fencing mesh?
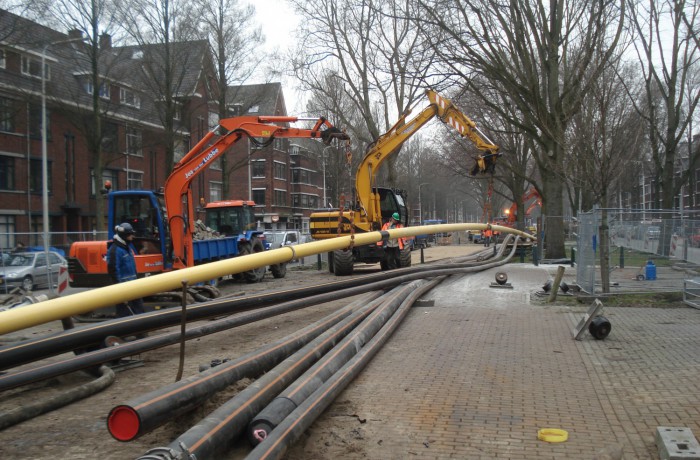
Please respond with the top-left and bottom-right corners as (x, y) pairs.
(575, 208), (700, 295)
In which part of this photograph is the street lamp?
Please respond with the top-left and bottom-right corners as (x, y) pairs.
(418, 183), (429, 224)
(42, 36), (84, 295)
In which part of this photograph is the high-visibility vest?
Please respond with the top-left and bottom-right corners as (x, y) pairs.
(378, 221), (405, 249)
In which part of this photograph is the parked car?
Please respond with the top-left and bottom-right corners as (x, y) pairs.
(263, 230), (302, 249)
(0, 251), (67, 291)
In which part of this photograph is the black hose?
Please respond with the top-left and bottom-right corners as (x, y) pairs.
(106, 293), (381, 442)
(0, 365), (115, 430)
(245, 277), (445, 460)
(138, 287), (411, 460)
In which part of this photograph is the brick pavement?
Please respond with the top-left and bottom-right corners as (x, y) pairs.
(293, 264), (700, 459)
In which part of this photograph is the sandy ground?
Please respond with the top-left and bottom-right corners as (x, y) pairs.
(0, 243), (489, 460)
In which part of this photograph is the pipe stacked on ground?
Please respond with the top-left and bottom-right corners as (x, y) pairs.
(138, 281), (423, 460)
(106, 292), (381, 442)
(245, 277), (445, 460)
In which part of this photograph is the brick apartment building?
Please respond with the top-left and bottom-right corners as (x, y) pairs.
(0, 10), (325, 252)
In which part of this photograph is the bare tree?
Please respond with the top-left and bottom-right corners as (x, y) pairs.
(289, 0), (436, 186)
(569, 63), (646, 292)
(194, 0), (264, 198)
(31, 0), (129, 232)
(415, 0), (625, 258)
(114, 0), (205, 177)
(626, 0), (700, 255)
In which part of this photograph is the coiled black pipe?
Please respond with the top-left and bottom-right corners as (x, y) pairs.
(245, 277), (445, 460)
(106, 292), (381, 442)
(0, 365), (115, 430)
(137, 285), (417, 460)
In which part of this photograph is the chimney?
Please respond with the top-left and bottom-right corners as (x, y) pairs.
(68, 29), (83, 40)
(99, 33), (112, 50)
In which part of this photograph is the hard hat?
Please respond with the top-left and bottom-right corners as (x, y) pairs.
(392, 212), (400, 220)
(116, 222), (135, 237)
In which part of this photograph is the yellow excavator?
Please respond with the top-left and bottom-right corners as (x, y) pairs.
(309, 89), (500, 275)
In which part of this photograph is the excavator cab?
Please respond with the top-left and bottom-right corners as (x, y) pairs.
(378, 188), (409, 227)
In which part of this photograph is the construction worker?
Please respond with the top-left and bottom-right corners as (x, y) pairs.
(378, 212), (406, 269)
(107, 222), (145, 318)
(484, 227), (493, 247)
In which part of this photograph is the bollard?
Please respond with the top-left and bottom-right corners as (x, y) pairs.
(571, 247), (576, 267)
(533, 244), (539, 266)
(619, 246), (624, 269)
(317, 253), (322, 271)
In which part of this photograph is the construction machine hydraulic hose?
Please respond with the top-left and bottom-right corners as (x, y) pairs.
(0, 365), (115, 430)
(245, 277), (446, 460)
(0, 235), (521, 373)
(0, 223), (532, 336)
(106, 292), (381, 442)
(137, 285), (417, 460)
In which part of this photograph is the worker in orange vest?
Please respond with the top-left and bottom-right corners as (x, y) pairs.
(483, 227), (493, 247)
(378, 212), (406, 269)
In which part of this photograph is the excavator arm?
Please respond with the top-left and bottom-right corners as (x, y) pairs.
(355, 89), (499, 226)
(165, 116), (348, 269)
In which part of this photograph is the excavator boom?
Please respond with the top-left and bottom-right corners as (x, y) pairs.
(166, 116), (348, 269)
(355, 89), (499, 227)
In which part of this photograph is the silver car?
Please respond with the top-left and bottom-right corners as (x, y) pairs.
(0, 251), (67, 291)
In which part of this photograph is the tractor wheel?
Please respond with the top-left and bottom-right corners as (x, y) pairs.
(333, 248), (354, 276)
(270, 262), (287, 279)
(240, 238), (266, 283)
(399, 246), (412, 268)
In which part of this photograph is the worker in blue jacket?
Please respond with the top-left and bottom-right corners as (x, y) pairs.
(107, 222), (145, 318)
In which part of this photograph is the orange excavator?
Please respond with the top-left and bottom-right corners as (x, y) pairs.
(68, 116), (348, 292)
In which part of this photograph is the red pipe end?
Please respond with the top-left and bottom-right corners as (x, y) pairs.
(108, 405), (141, 441)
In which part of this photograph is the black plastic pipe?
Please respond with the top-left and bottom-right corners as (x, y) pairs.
(245, 277), (445, 460)
(0, 248), (512, 373)
(106, 292), (381, 442)
(137, 286), (412, 460)
(247, 279), (441, 444)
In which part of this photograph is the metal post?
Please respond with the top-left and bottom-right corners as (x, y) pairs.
(41, 37), (84, 296)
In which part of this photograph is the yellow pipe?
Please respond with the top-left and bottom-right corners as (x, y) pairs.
(0, 224), (531, 335)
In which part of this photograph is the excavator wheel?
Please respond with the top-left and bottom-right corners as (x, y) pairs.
(332, 248), (354, 276)
(240, 238), (266, 283)
(399, 246), (412, 268)
(270, 262), (287, 279)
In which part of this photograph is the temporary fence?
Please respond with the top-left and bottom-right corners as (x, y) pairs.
(576, 208), (700, 294)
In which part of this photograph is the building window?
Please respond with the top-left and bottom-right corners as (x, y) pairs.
(85, 80), (110, 99)
(120, 87), (141, 108)
(252, 189), (265, 206)
(126, 127), (142, 156)
(21, 55), (47, 79)
(273, 138), (287, 152)
(208, 111), (218, 130)
(0, 49), (5, 69)
(250, 137), (263, 151)
(274, 161), (286, 180)
(209, 182), (222, 202)
(0, 156), (15, 190)
(91, 168), (119, 196)
(0, 214), (16, 250)
(127, 170), (143, 190)
(29, 158), (52, 194)
(173, 102), (182, 121)
(0, 97), (15, 133)
(274, 189), (287, 206)
(252, 160), (265, 177)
